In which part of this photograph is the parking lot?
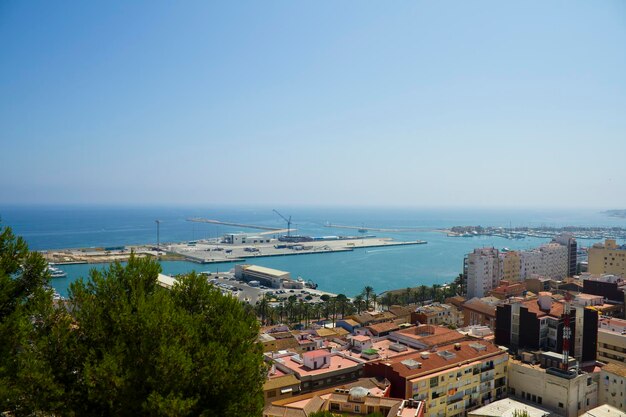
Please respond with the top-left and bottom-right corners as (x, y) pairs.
(203, 272), (336, 305)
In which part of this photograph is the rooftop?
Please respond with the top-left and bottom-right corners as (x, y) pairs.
(468, 398), (556, 417)
(391, 324), (465, 347)
(462, 298), (497, 316)
(580, 404), (626, 417)
(264, 373), (300, 391)
(520, 297), (564, 318)
(602, 362), (626, 378)
(302, 349), (331, 359)
(367, 321), (401, 335)
(242, 264), (289, 277)
(278, 353), (362, 377)
(368, 340), (505, 379)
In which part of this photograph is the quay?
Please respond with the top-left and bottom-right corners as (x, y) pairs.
(187, 218), (283, 231)
(169, 236), (427, 264)
(40, 236), (427, 266)
(324, 223), (427, 233)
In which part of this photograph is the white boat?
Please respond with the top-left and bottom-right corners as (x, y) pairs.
(47, 265), (67, 278)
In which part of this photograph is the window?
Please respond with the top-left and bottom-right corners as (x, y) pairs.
(559, 402), (564, 408)
(354, 405), (360, 413)
(330, 403), (340, 411)
(538, 397), (542, 405)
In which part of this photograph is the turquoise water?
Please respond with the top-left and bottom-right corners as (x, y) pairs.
(2, 206), (625, 297)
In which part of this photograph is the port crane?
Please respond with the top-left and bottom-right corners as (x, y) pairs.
(272, 209), (292, 237)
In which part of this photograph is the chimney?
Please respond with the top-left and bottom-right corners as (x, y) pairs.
(454, 343), (461, 351)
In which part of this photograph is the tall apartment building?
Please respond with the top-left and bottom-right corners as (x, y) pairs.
(552, 233), (577, 277)
(588, 239), (626, 276)
(519, 243), (568, 281)
(501, 251), (521, 282)
(495, 293), (598, 363)
(466, 243), (569, 299)
(466, 248), (501, 299)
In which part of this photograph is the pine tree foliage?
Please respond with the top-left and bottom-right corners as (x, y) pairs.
(0, 225), (265, 417)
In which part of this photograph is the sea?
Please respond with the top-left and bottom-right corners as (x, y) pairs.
(1, 205), (624, 298)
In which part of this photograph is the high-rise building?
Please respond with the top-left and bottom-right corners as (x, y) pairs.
(520, 243), (568, 281)
(588, 239), (626, 276)
(501, 251), (521, 282)
(494, 293), (598, 364)
(466, 248), (501, 299)
(552, 233), (577, 277)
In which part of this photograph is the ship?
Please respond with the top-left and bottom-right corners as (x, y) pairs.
(47, 264), (67, 278)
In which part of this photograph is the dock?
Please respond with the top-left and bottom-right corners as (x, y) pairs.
(324, 223), (427, 233)
(187, 218), (282, 231)
(168, 236), (427, 264)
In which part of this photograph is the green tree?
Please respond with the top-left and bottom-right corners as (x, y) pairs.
(362, 285), (374, 310)
(0, 225), (67, 416)
(0, 226), (266, 417)
(66, 259), (266, 417)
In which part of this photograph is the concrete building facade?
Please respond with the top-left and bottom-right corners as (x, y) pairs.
(507, 358), (598, 417)
(588, 239), (626, 276)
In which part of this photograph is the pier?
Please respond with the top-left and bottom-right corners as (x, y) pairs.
(324, 223), (427, 233)
(187, 218), (283, 231)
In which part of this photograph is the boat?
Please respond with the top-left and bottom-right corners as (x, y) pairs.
(47, 264), (67, 278)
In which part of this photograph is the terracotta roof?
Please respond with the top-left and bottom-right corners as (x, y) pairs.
(463, 299), (497, 317)
(340, 319), (360, 327)
(302, 349), (331, 359)
(367, 322), (400, 335)
(315, 328), (337, 338)
(263, 404), (306, 417)
(602, 362), (626, 378)
(391, 324), (465, 347)
(367, 340), (505, 379)
(264, 374), (300, 391)
(352, 335), (371, 342)
(333, 327), (350, 336)
(521, 298), (564, 318)
(389, 305), (414, 318)
(445, 296), (466, 308)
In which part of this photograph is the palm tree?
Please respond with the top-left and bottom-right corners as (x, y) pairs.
(363, 286), (374, 310)
(380, 292), (393, 311)
(256, 294), (270, 325)
(353, 294), (365, 314)
(371, 293), (378, 311)
(404, 287), (412, 305)
(336, 294), (349, 318)
(431, 284), (442, 303)
(418, 285), (428, 305)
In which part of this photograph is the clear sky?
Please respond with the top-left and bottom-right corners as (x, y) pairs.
(1, 1), (625, 208)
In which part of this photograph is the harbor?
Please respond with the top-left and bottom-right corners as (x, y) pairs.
(168, 235), (426, 264)
(41, 234), (427, 266)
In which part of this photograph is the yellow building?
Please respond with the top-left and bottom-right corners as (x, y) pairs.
(588, 239), (626, 276)
(365, 340), (509, 417)
(501, 251), (521, 282)
(597, 317), (626, 366)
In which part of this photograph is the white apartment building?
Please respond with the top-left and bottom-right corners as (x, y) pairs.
(466, 248), (501, 299)
(466, 243), (568, 299)
(520, 243), (568, 280)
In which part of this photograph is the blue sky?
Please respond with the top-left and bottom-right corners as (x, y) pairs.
(1, 1), (625, 208)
